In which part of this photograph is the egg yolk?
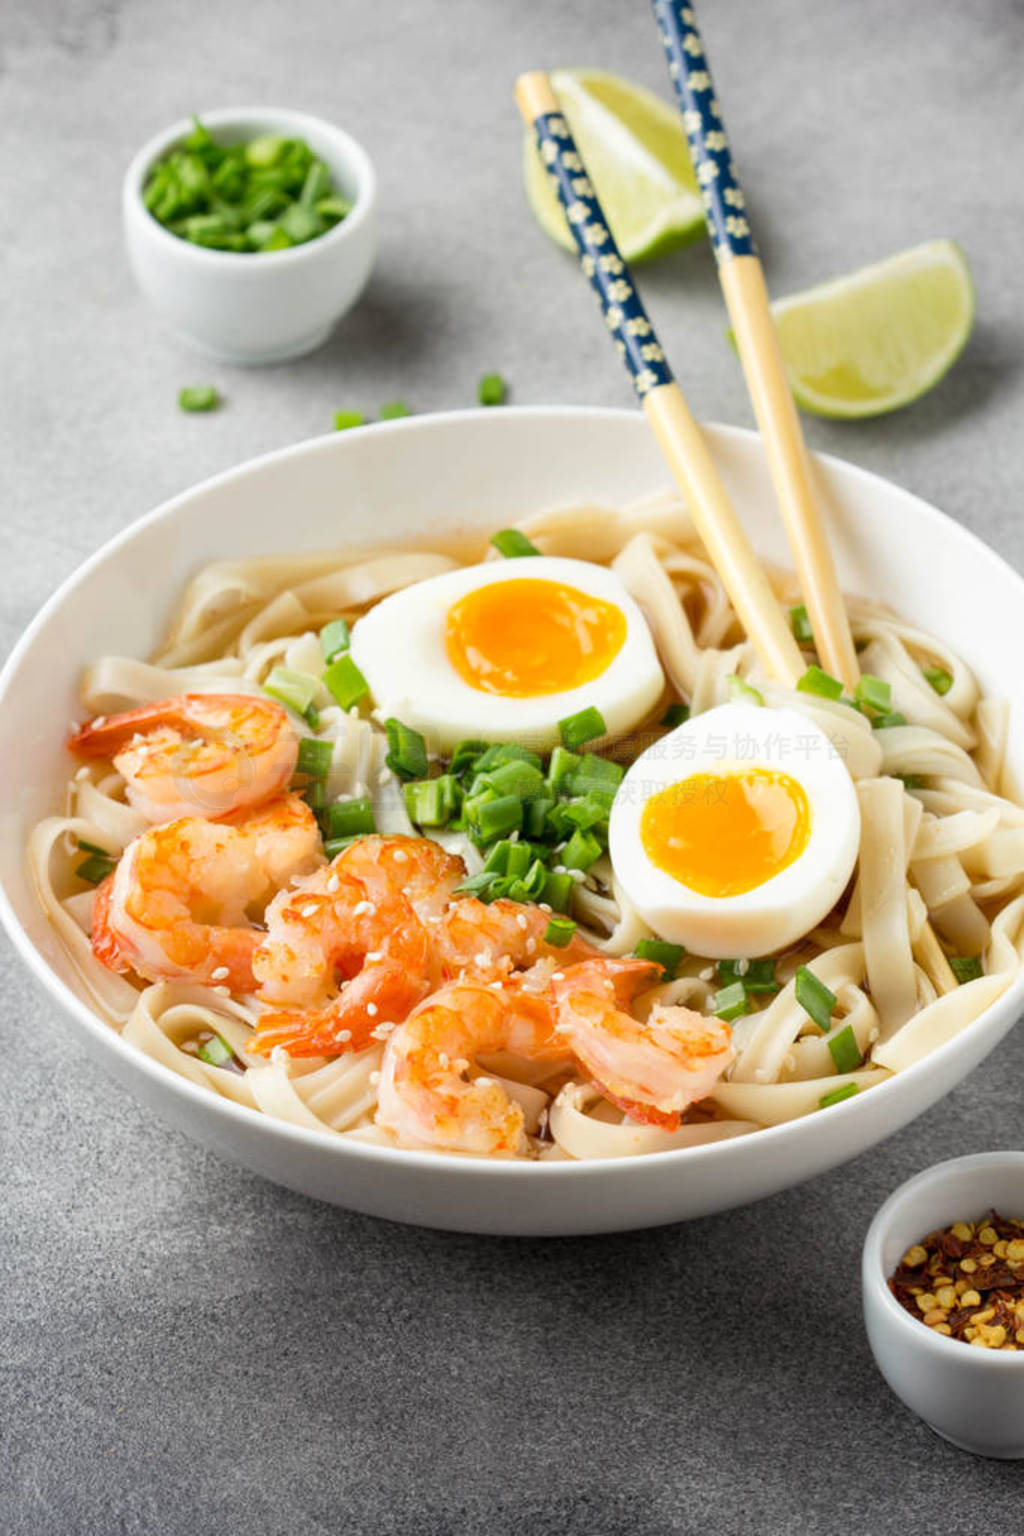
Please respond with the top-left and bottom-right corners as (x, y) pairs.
(445, 578), (627, 697)
(640, 769), (811, 898)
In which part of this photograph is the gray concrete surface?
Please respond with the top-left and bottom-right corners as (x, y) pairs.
(3, 1), (1024, 1532)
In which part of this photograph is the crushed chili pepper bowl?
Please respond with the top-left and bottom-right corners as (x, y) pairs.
(122, 106), (378, 365)
(863, 1152), (1024, 1458)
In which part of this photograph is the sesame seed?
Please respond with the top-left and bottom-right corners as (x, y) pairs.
(699, 966), (715, 981)
(214, 985), (230, 996)
(515, 914), (528, 931)
(365, 950), (383, 963)
(352, 900), (375, 917)
(74, 766), (90, 781)
(475, 1077), (494, 1088)
(92, 715), (107, 729)
(210, 966), (229, 982)
(439, 1052), (450, 1069)
(526, 938), (536, 955)
(367, 1003), (378, 1017)
(301, 904), (318, 918)
(393, 850), (408, 863)
(326, 875), (340, 893)
(475, 951), (491, 968)
(270, 1046), (288, 1065)
(551, 971), (565, 982)
(369, 1070), (381, 1085)
(337, 1029), (352, 1042)
(371, 1022), (396, 1040)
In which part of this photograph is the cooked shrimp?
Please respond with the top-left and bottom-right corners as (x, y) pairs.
(337, 833), (464, 923)
(438, 896), (602, 979)
(375, 983), (566, 1155)
(552, 958), (734, 1130)
(69, 693), (299, 823)
(249, 862), (439, 1058)
(92, 793), (323, 989)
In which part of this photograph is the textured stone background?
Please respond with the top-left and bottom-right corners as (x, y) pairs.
(2, 1), (1023, 1531)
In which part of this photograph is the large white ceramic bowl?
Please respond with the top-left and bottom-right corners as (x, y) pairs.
(1, 409), (1022, 1234)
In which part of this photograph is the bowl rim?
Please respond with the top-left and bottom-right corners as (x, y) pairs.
(862, 1150), (1024, 1366)
(122, 104), (377, 270)
(2, 405), (1023, 1182)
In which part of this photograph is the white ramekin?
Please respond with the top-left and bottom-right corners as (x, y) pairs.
(122, 106), (377, 364)
(862, 1152), (1024, 1458)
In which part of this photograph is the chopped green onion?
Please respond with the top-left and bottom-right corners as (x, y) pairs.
(179, 386), (220, 412)
(333, 410), (365, 432)
(490, 528), (540, 559)
(323, 796), (375, 840)
(320, 618), (351, 662)
(827, 1023), (862, 1074)
(726, 674), (764, 707)
(712, 981), (750, 1021)
(471, 794), (523, 844)
(323, 653), (369, 710)
(559, 706), (606, 752)
(797, 665), (843, 701)
(323, 835), (365, 858)
(546, 746), (581, 794)
(379, 400), (411, 420)
(819, 1082), (859, 1108)
(473, 743), (543, 773)
(478, 373), (507, 406)
(950, 955), (983, 983)
(316, 194), (352, 221)
(855, 674), (892, 713)
(661, 703), (690, 728)
(795, 965), (837, 1031)
(544, 916), (577, 948)
(304, 703), (320, 732)
(197, 1033), (235, 1067)
(296, 738), (333, 778)
(245, 134), (285, 168)
(404, 778), (449, 827)
(75, 838), (111, 858)
(305, 779), (326, 812)
(76, 853), (116, 884)
(923, 665), (953, 696)
(899, 773), (924, 790)
(525, 796), (555, 840)
(454, 870), (500, 899)
(508, 858), (548, 903)
(789, 604), (813, 643)
(504, 842), (534, 880)
(264, 666), (318, 718)
(562, 827), (602, 872)
(450, 739), (488, 777)
(556, 793), (613, 835)
(541, 869), (574, 912)
(634, 938), (685, 980)
(384, 718), (429, 780)
(571, 753), (624, 794)
(873, 710), (907, 730)
(717, 957), (779, 994)
(479, 758), (546, 801)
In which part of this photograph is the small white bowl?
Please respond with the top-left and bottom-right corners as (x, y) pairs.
(863, 1152), (1024, 1458)
(122, 106), (377, 364)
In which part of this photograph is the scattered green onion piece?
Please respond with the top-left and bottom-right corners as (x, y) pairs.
(324, 835), (366, 858)
(661, 703), (690, 728)
(384, 718), (429, 780)
(561, 827), (602, 872)
(296, 738), (333, 778)
(404, 778), (448, 827)
(484, 840), (512, 875)
(299, 159), (332, 208)
(544, 916), (577, 948)
(264, 666), (318, 718)
(323, 796), (375, 840)
(506, 842), (535, 880)
(75, 838), (111, 858)
(819, 1083), (859, 1109)
(197, 1033), (235, 1067)
(717, 957), (779, 994)
(471, 794), (523, 844)
(76, 853), (116, 885)
(450, 739), (488, 777)
(480, 758), (546, 801)
(333, 410), (365, 432)
(827, 1023), (863, 1075)
(453, 870), (499, 899)
(634, 938), (685, 981)
(323, 654), (369, 710)
(316, 194), (353, 222)
(726, 674), (764, 707)
(899, 773), (924, 791)
(478, 373), (507, 406)
(379, 400), (411, 420)
(260, 227), (293, 251)
(245, 134), (285, 168)
(305, 779), (326, 813)
(712, 981), (750, 1021)
(558, 706), (606, 752)
(490, 528), (540, 559)
(795, 965), (837, 1031)
(474, 743), (543, 773)
(571, 753), (625, 794)
(304, 703), (320, 732)
(789, 604), (813, 643)
(873, 710), (907, 730)
(923, 665), (953, 695)
(797, 665), (843, 701)
(320, 618), (351, 662)
(179, 386), (220, 413)
(950, 955), (983, 983)
(541, 869), (574, 913)
(507, 858), (549, 904)
(546, 746), (581, 794)
(559, 793), (613, 834)
(525, 796), (555, 840)
(854, 674), (892, 713)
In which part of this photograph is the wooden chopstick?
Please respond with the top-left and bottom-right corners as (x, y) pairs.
(651, 0), (860, 692)
(515, 71), (804, 688)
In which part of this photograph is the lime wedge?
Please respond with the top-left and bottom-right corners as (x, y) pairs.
(771, 240), (975, 418)
(522, 68), (704, 263)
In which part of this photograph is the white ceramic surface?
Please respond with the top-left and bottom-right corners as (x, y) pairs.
(122, 107), (377, 364)
(1, 408), (1022, 1235)
(863, 1153), (1024, 1458)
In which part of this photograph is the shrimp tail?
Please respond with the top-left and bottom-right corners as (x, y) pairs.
(597, 1085), (682, 1133)
(91, 875), (130, 974)
(250, 960), (429, 1057)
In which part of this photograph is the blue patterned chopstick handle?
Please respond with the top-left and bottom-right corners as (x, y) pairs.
(531, 112), (673, 398)
(652, 0), (757, 261)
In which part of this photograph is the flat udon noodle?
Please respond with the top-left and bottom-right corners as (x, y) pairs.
(35, 493), (1024, 1156)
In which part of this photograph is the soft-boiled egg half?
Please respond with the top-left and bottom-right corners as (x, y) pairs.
(350, 555), (664, 753)
(609, 701), (860, 957)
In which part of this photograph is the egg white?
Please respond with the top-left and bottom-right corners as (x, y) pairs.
(609, 701), (861, 958)
(350, 555), (664, 754)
